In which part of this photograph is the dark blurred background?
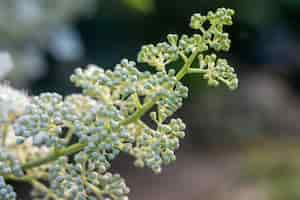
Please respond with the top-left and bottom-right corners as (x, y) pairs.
(3, 0), (300, 199)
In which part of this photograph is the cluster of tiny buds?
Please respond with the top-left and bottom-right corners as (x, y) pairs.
(199, 54), (238, 90)
(49, 157), (129, 200)
(0, 177), (16, 200)
(190, 8), (234, 51)
(70, 59), (142, 104)
(137, 43), (178, 71)
(0, 149), (23, 177)
(0, 84), (29, 124)
(130, 118), (186, 173)
(14, 93), (69, 147)
(157, 83), (188, 121)
(70, 58), (187, 120)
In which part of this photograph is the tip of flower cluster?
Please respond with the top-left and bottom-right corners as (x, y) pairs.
(0, 84), (29, 123)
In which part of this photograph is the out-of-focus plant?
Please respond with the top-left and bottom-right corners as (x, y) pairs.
(244, 142), (300, 200)
(0, 8), (237, 199)
(0, 52), (13, 80)
(123, 0), (155, 14)
(0, 0), (96, 85)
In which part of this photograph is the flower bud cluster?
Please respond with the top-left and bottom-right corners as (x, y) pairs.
(0, 149), (23, 177)
(137, 32), (210, 70)
(199, 54), (238, 90)
(141, 70), (188, 122)
(128, 118), (185, 173)
(70, 59), (187, 120)
(65, 59), (188, 175)
(64, 94), (97, 120)
(64, 94), (136, 173)
(0, 84), (29, 124)
(177, 34), (209, 53)
(67, 97), (130, 161)
(49, 157), (88, 199)
(14, 93), (70, 148)
(137, 8), (237, 90)
(70, 60), (141, 109)
(49, 156), (129, 200)
(141, 69), (178, 100)
(8, 139), (50, 178)
(137, 42), (178, 71)
(0, 176), (16, 200)
(0, 85), (50, 180)
(190, 8), (234, 51)
(156, 82), (188, 122)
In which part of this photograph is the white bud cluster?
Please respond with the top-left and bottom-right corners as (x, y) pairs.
(199, 54), (238, 90)
(138, 8), (237, 90)
(0, 177), (16, 200)
(49, 157), (129, 200)
(190, 8), (234, 51)
(0, 149), (23, 177)
(14, 93), (68, 147)
(0, 84), (29, 124)
(128, 118), (185, 173)
(137, 43), (178, 71)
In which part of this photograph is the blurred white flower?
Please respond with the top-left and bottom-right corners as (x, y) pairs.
(0, 84), (29, 123)
(0, 84), (49, 173)
(13, 45), (46, 80)
(48, 26), (84, 62)
(0, 52), (13, 80)
(0, 0), (96, 84)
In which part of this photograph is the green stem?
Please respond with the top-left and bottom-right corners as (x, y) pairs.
(132, 93), (142, 109)
(31, 179), (61, 200)
(187, 68), (206, 74)
(1, 124), (9, 146)
(175, 50), (199, 80)
(83, 179), (104, 199)
(22, 143), (86, 170)
(120, 95), (159, 126)
(65, 126), (75, 144)
(20, 51), (199, 171)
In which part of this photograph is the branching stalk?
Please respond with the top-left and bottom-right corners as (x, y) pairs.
(20, 51), (199, 171)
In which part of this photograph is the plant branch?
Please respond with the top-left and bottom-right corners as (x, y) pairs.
(22, 143), (86, 170)
(20, 51), (199, 171)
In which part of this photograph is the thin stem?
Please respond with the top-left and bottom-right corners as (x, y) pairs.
(22, 143), (86, 170)
(120, 95), (159, 126)
(179, 52), (188, 63)
(187, 68), (206, 74)
(31, 179), (61, 200)
(65, 126), (74, 144)
(1, 124), (9, 146)
(132, 93), (142, 109)
(176, 50), (199, 80)
(83, 179), (104, 199)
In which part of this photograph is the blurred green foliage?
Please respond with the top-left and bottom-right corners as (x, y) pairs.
(244, 141), (300, 200)
(123, 0), (155, 14)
